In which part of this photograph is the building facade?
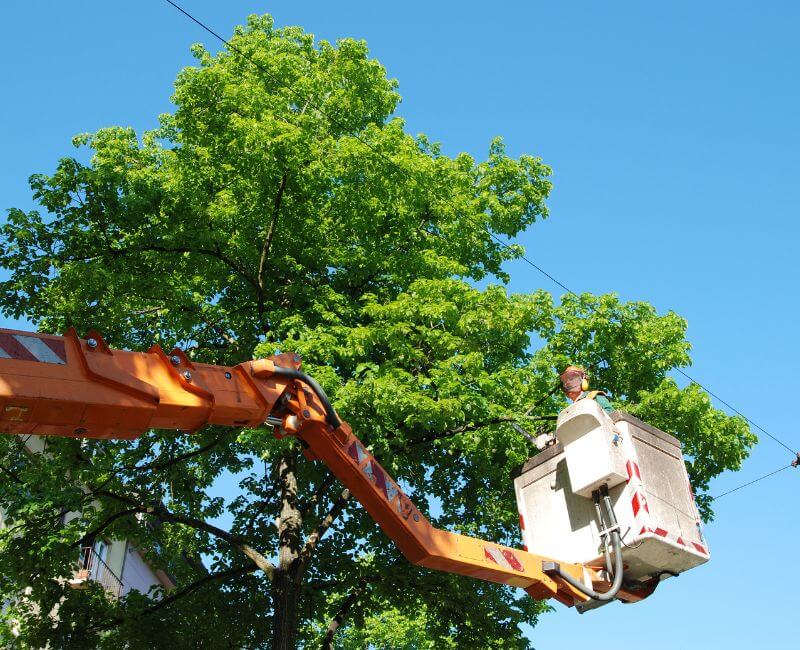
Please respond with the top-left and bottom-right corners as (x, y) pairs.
(2, 435), (174, 601)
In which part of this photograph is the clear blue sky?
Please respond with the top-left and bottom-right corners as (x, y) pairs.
(1, 2), (797, 647)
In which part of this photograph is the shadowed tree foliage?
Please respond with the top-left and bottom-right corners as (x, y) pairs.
(0, 14), (755, 649)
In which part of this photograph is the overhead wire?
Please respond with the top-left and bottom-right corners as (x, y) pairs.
(161, 2), (799, 472)
(486, 231), (799, 459)
(709, 463), (794, 501)
(163, 0), (423, 176)
(673, 367), (797, 456)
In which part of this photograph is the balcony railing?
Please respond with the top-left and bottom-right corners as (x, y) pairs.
(70, 547), (123, 598)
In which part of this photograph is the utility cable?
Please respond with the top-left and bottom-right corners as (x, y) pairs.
(673, 368), (797, 456)
(162, 0), (420, 179)
(162, 1), (798, 461)
(488, 229), (799, 459)
(709, 463), (795, 501)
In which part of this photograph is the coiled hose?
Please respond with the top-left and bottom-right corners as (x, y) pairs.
(548, 491), (624, 602)
(270, 366), (342, 429)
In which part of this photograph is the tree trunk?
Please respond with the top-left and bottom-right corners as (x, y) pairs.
(272, 569), (302, 650)
(272, 448), (303, 650)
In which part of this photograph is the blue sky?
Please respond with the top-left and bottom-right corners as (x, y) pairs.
(1, 2), (797, 647)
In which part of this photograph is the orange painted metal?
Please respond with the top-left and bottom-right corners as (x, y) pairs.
(0, 327), (593, 606)
(298, 419), (588, 601)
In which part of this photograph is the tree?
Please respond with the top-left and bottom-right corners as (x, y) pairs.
(0, 14), (755, 649)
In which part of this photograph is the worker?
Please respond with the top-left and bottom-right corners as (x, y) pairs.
(560, 365), (614, 414)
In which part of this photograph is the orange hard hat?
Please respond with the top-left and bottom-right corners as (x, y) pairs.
(560, 365), (587, 392)
(561, 365), (585, 377)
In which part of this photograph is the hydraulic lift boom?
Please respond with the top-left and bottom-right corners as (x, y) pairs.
(0, 327), (598, 607)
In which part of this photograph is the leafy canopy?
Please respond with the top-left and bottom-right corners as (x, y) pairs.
(0, 14), (755, 649)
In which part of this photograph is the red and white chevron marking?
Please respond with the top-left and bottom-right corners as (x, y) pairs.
(519, 513), (529, 551)
(624, 449), (709, 557)
(0, 333), (66, 365)
(625, 459), (651, 523)
(484, 546), (525, 572)
(639, 525), (709, 556)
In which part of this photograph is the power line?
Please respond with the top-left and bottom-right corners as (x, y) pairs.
(674, 368), (797, 456)
(162, 0), (417, 180)
(162, 1), (798, 460)
(487, 232), (575, 295)
(494, 244), (800, 457)
(710, 463), (794, 501)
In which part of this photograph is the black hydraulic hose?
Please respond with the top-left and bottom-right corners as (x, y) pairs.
(547, 494), (624, 603)
(271, 366), (342, 429)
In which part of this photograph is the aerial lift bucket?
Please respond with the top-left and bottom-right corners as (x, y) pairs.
(513, 400), (709, 611)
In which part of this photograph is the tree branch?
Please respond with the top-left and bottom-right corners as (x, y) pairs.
(93, 565), (257, 632)
(305, 571), (387, 594)
(299, 488), (351, 568)
(299, 470), (336, 516)
(142, 565), (256, 616)
(0, 464), (23, 484)
(257, 171), (288, 323)
(392, 416), (516, 453)
(106, 244), (260, 296)
(96, 490), (275, 579)
(75, 508), (140, 547)
(128, 430), (234, 473)
(320, 579), (367, 650)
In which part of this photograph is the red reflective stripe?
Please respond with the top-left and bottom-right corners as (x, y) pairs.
(501, 549), (525, 572)
(519, 513), (525, 530)
(632, 492), (641, 516)
(0, 333), (37, 362)
(483, 546), (525, 572)
(641, 525), (707, 555)
(370, 460), (388, 498)
(42, 338), (67, 363)
(625, 460), (642, 481)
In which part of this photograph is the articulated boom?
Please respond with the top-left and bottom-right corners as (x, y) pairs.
(0, 327), (596, 606)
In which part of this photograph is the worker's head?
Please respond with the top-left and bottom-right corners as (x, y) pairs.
(560, 365), (588, 399)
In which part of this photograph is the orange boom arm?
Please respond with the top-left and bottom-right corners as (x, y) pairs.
(0, 327), (594, 606)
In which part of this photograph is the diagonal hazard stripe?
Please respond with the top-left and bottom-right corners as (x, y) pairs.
(0, 333), (37, 361)
(42, 338), (67, 362)
(14, 335), (65, 364)
(0, 333), (66, 364)
(484, 546), (525, 572)
(500, 549), (525, 572)
(370, 460), (387, 497)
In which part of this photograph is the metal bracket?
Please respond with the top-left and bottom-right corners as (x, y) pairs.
(66, 328), (159, 404)
(542, 560), (560, 575)
(148, 344), (215, 432)
(598, 524), (621, 538)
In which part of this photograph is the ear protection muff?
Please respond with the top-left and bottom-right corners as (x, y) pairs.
(581, 374), (589, 391)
